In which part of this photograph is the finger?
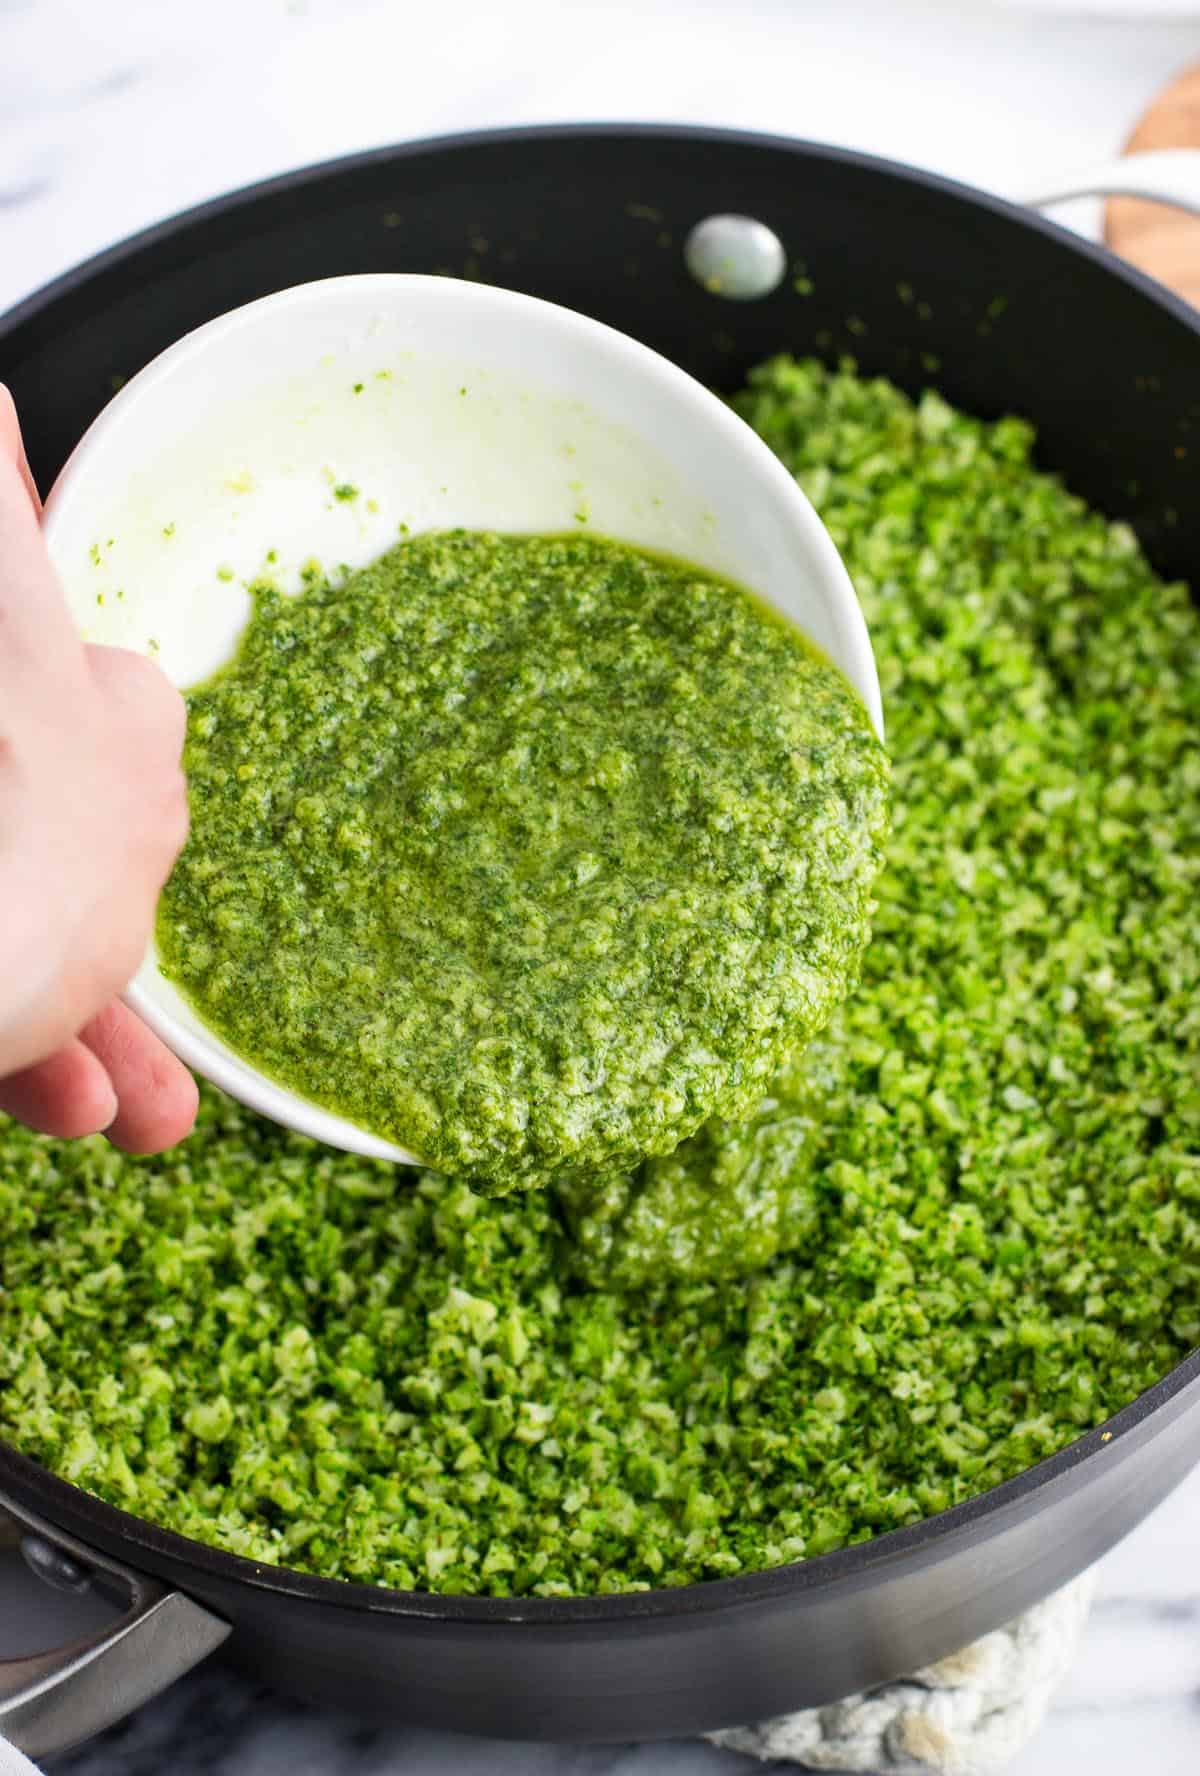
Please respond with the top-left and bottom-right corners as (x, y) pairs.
(84, 644), (191, 885)
(0, 1040), (118, 1139)
(79, 1000), (198, 1154)
(0, 384), (42, 512)
(86, 643), (188, 750)
(0, 407), (81, 673)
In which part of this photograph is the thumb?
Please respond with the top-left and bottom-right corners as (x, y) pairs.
(0, 385), (42, 514)
(0, 387), (83, 681)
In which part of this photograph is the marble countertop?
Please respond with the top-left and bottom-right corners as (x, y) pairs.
(6, 0), (1200, 1769)
(5, 0), (1200, 321)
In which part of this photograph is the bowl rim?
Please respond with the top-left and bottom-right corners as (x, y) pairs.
(2, 119), (1199, 1626)
(40, 264), (881, 1158)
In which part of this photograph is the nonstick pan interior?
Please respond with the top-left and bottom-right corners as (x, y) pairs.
(2, 125), (1200, 1742)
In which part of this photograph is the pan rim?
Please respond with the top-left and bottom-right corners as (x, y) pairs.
(2, 1344), (1199, 1624)
(2, 118), (1199, 1628)
(3, 119), (1200, 346)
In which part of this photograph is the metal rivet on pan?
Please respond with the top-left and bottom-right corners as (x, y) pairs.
(20, 1533), (93, 1595)
(684, 215), (787, 300)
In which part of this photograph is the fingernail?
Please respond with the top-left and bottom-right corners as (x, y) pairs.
(98, 1084), (120, 1132)
(0, 386), (41, 512)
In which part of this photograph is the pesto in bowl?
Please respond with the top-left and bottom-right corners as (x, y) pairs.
(156, 531), (888, 1194)
(1, 357), (1197, 1597)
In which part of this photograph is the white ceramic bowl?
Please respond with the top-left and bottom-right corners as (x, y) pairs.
(42, 274), (881, 1165)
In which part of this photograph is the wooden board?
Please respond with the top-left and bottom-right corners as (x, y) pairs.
(1106, 62), (1200, 307)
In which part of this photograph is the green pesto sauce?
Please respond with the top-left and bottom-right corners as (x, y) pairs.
(556, 1043), (827, 1291)
(157, 531), (888, 1195)
(2, 358), (1199, 1597)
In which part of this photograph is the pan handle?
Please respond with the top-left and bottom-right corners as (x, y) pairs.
(0, 1488), (229, 1760)
(1020, 147), (1200, 217)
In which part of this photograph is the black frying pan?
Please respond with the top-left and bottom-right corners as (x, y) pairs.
(1, 124), (1199, 1760)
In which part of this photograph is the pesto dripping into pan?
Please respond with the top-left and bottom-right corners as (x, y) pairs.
(3, 361), (1200, 1595)
(157, 530), (888, 1194)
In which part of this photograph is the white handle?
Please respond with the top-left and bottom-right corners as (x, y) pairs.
(1020, 148), (1200, 217)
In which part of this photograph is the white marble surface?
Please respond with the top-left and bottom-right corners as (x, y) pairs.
(5, 0), (1200, 1770)
(4, 0), (1200, 323)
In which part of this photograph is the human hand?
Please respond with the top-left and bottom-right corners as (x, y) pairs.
(0, 388), (198, 1151)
